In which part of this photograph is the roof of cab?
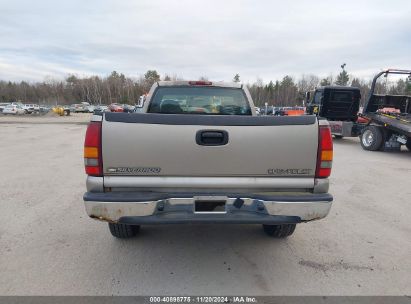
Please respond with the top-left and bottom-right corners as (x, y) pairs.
(319, 85), (360, 91)
(157, 81), (242, 88)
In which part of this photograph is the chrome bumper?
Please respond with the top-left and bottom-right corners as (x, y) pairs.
(83, 192), (333, 224)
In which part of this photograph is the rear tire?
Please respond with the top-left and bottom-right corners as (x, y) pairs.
(360, 126), (383, 151)
(108, 223), (140, 238)
(406, 138), (411, 151)
(262, 224), (296, 238)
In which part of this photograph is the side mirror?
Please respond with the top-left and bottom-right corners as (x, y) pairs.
(137, 95), (146, 108)
(305, 92), (311, 102)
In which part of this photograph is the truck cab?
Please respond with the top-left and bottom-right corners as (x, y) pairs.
(306, 86), (361, 122)
(306, 86), (362, 138)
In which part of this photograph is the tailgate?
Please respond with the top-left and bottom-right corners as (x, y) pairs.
(101, 113), (318, 178)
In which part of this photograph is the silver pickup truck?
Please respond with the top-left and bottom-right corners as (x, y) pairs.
(83, 81), (333, 239)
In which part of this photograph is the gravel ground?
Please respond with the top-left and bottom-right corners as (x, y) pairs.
(0, 112), (92, 124)
(0, 117), (410, 295)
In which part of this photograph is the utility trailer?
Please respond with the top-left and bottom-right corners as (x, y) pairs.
(360, 69), (411, 151)
(305, 86), (365, 138)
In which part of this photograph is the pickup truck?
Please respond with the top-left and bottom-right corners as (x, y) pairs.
(83, 81), (333, 239)
(305, 86), (363, 139)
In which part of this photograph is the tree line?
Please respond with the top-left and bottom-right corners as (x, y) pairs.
(1, 69), (410, 107)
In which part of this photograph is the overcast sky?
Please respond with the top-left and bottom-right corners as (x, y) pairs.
(0, 0), (410, 83)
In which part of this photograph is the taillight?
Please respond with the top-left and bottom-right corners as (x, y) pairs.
(315, 124), (333, 178)
(84, 121), (102, 176)
(188, 81), (212, 86)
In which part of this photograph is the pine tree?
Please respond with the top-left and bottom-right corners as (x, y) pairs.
(335, 70), (349, 86)
(405, 78), (411, 95)
(233, 74), (240, 83)
(144, 70), (160, 83)
(320, 78), (331, 86)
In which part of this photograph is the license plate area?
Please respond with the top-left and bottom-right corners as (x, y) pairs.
(194, 199), (227, 214)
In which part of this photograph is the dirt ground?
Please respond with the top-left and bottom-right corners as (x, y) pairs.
(0, 112), (92, 124)
(0, 114), (410, 295)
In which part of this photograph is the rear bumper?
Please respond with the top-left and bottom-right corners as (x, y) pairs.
(83, 192), (333, 225)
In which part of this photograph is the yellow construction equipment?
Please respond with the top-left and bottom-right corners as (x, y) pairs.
(52, 106), (70, 116)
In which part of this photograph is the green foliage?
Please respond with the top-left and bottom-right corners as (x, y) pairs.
(120, 95), (130, 103)
(280, 75), (295, 87)
(320, 78), (331, 86)
(247, 76), (298, 107)
(1, 71), (410, 108)
(233, 74), (240, 83)
(406, 78), (411, 94)
(109, 71), (125, 80)
(335, 70), (349, 86)
(66, 75), (78, 84)
(144, 70), (160, 83)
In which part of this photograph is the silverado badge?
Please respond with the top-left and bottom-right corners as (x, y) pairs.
(107, 167), (161, 174)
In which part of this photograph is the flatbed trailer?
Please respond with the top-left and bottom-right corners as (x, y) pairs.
(360, 69), (411, 151)
(365, 113), (411, 136)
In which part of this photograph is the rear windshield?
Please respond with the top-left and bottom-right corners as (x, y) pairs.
(148, 87), (252, 115)
(330, 91), (354, 102)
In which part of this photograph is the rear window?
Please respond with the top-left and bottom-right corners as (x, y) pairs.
(148, 87), (252, 115)
(330, 91), (354, 102)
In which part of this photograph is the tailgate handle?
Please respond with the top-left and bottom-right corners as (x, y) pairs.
(196, 130), (229, 146)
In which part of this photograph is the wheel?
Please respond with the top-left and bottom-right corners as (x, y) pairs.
(262, 224), (296, 238)
(360, 126), (384, 151)
(334, 135), (344, 139)
(108, 223), (140, 238)
(406, 138), (411, 151)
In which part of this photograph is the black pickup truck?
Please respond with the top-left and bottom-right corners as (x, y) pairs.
(305, 86), (363, 139)
(360, 69), (411, 151)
